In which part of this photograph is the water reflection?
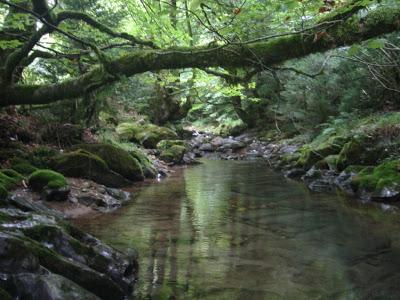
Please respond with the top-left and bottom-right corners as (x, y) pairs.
(77, 160), (400, 299)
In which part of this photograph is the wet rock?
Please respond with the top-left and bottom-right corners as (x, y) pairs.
(0, 204), (138, 299)
(218, 138), (246, 151)
(284, 168), (306, 178)
(42, 186), (71, 202)
(302, 167), (338, 192)
(6, 195), (65, 219)
(4, 273), (100, 300)
(69, 180), (133, 211)
(199, 143), (213, 151)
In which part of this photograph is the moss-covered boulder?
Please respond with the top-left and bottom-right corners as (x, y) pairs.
(28, 170), (67, 191)
(28, 146), (59, 169)
(351, 160), (400, 201)
(128, 147), (157, 178)
(157, 139), (187, 150)
(160, 145), (186, 164)
(336, 137), (383, 171)
(10, 160), (38, 175)
(117, 123), (178, 148)
(28, 170), (70, 201)
(296, 136), (347, 169)
(72, 143), (144, 181)
(52, 150), (132, 188)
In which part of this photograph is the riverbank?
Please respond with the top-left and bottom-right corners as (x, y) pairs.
(1, 110), (400, 298)
(189, 112), (400, 206)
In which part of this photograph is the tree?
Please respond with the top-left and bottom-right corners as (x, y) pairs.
(0, 0), (399, 106)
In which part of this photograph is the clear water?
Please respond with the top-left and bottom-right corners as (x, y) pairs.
(77, 159), (400, 300)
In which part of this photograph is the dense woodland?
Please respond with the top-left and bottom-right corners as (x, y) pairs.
(0, 0), (400, 299)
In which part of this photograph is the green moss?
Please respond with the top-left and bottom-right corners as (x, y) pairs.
(344, 165), (366, 174)
(72, 143), (144, 181)
(296, 135), (346, 169)
(156, 139), (187, 150)
(352, 160), (400, 193)
(52, 150), (132, 188)
(116, 122), (178, 148)
(52, 150), (108, 177)
(0, 185), (8, 200)
(28, 146), (59, 169)
(28, 169), (67, 191)
(160, 145), (186, 164)
(2, 169), (24, 181)
(0, 171), (19, 190)
(337, 137), (382, 171)
(128, 147), (157, 178)
(11, 162), (38, 175)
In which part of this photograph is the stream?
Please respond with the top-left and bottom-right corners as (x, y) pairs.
(77, 159), (400, 299)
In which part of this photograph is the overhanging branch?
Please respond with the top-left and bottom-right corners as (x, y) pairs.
(0, 4), (399, 106)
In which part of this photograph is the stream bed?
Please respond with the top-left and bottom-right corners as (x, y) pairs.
(76, 159), (400, 299)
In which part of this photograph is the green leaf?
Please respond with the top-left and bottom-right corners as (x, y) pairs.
(348, 44), (361, 56)
(367, 39), (387, 49)
(189, 0), (202, 10)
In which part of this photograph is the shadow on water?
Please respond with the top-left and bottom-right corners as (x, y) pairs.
(76, 159), (400, 300)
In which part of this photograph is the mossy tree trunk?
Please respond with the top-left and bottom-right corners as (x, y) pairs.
(0, 2), (399, 106)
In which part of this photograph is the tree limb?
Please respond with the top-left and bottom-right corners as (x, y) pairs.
(1, 4), (399, 106)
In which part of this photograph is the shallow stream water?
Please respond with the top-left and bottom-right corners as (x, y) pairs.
(77, 159), (400, 299)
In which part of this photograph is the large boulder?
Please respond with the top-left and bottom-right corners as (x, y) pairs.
(296, 136), (347, 170)
(157, 140), (187, 164)
(128, 147), (157, 178)
(72, 144), (144, 181)
(0, 206), (137, 299)
(116, 123), (178, 148)
(159, 145), (186, 164)
(52, 150), (132, 188)
(336, 137), (383, 171)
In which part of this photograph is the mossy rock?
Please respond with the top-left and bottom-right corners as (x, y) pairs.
(296, 136), (346, 169)
(336, 137), (384, 171)
(2, 169), (24, 181)
(52, 150), (132, 188)
(315, 155), (339, 170)
(11, 162), (38, 175)
(156, 139), (187, 150)
(28, 170), (67, 191)
(116, 123), (178, 148)
(72, 144), (144, 181)
(0, 185), (8, 200)
(160, 145), (186, 164)
(28, 146), (59, 169)
(351, 161), (400, 194)
(0, 170), (21, 191)
(128, 147), (157, 178)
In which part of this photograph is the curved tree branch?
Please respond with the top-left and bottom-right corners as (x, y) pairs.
(0, 4), (399, 106)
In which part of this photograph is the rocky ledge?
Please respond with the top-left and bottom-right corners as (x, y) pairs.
(0, 194), (138, 299)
